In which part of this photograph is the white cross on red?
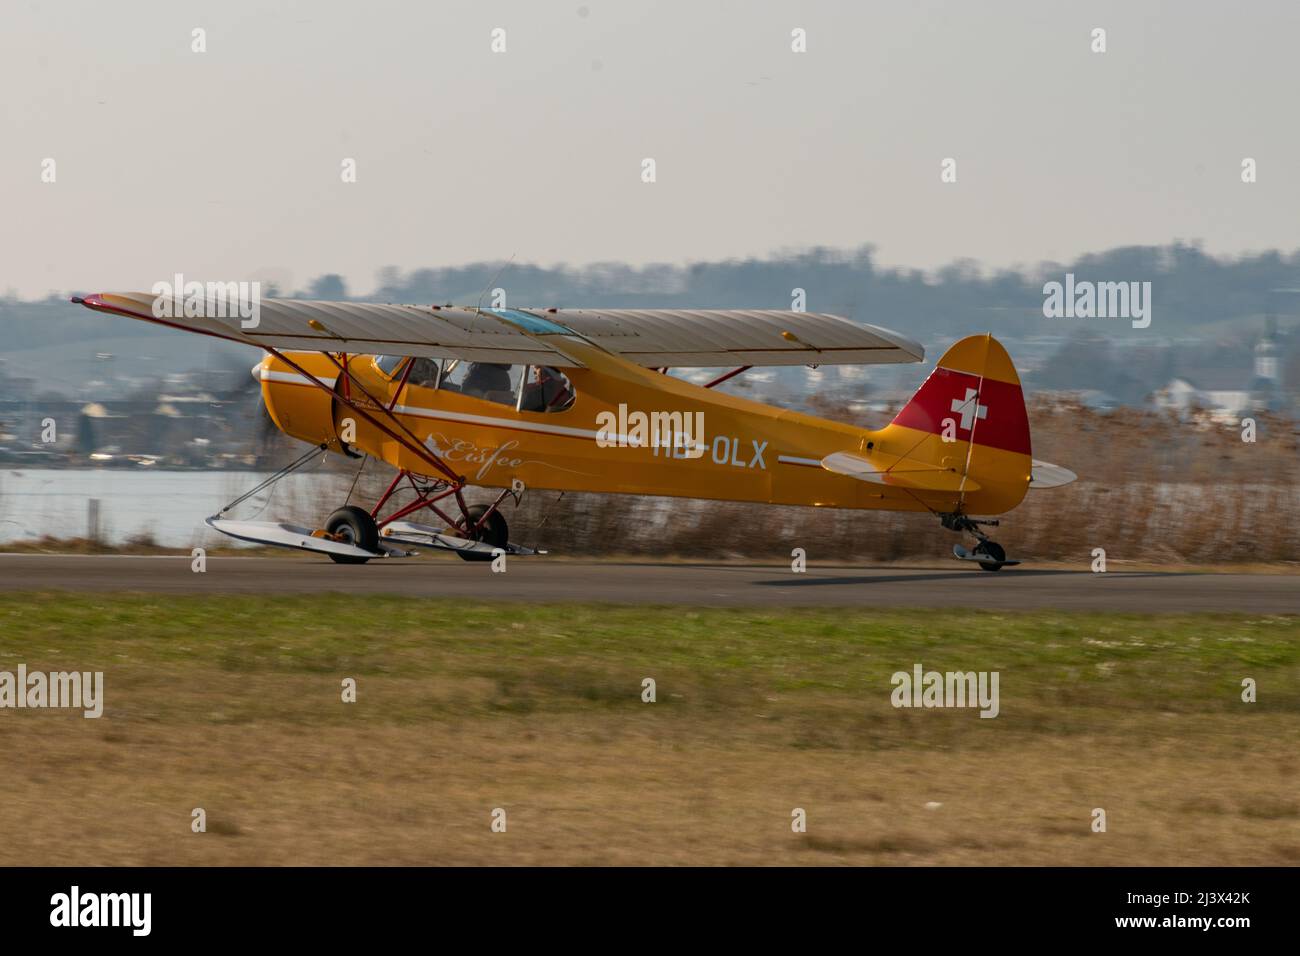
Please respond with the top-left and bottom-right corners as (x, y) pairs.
(950, 387), (988, 432)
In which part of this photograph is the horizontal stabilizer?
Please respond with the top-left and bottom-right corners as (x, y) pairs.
(820, 451), (980, 493)
(1029, 460), (1077, 489)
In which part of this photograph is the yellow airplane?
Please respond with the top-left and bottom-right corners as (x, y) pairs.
(73, 292), (1074, 570)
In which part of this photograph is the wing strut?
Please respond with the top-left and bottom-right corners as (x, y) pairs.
(263, 346), (463, 486)
(703, 366), (752, 389)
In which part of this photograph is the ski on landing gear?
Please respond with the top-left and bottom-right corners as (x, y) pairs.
(941, 512), (1020, 572)
(202, 444), (546, 565)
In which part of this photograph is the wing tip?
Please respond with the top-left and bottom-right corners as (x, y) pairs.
(71, 292), (112, 311)
(857, 322), (925, 363)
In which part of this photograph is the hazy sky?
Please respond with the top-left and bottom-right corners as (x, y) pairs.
(3, 0), (1297, 299)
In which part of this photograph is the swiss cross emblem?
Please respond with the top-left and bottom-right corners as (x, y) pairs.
(950, 387), (988, 432)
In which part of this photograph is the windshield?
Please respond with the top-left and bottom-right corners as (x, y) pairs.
(373, 355), (406, 377)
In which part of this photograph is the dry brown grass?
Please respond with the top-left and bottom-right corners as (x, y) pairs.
(6, 690), (1296, 866)
(1, 595), (1295, 866)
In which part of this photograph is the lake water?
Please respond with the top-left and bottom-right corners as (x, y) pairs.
(0, 468), (353, 547)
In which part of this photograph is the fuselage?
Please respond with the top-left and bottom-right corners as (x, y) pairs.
(258, 335), (1031, 515)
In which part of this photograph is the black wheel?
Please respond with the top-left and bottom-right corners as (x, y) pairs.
(324, 505), (378, 565)
(973, 540), (1006, 572)
(455, 504), (509, 562)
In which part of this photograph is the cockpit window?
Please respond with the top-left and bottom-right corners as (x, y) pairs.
(406, 357), (440, 388)
(519, 366), (575, 413)
(439, 360), (522, 406)
(373, 358), (575, 411)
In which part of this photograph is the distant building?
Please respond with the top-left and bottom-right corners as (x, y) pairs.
(1150, 320), (1285, 421)
(1150, 377), (1250, 422)
(1249, 317), (1283, 412)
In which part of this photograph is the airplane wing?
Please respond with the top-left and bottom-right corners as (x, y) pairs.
(547, 309), (924, 367)
(75, 293), (584, 367)
(74, 294), (923, 369)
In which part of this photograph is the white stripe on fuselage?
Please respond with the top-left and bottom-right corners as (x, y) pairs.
(260, 369), (335, 386)
(261, 368), (818, 465)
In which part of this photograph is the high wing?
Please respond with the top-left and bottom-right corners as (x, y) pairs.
(74, 293), (924, 368)
(547, 309), (923, 367)
(76, 293), (582, 367)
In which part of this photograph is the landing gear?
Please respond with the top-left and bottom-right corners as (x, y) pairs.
(324, 505), (379, 564)
(971, 540), (1007, 572)
(207, 451), (545, 563)
(203, 346), (546, 563)
(455, 503), (509, 562)
(941, 512), (1018, 572)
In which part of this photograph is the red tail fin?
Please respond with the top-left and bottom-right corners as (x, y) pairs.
(890, 334), (1030, 456)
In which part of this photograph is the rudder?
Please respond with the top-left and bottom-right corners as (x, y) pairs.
(883, 333), (1032, 512)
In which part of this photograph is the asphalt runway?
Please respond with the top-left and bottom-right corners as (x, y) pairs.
(0, 553), (1296, 612)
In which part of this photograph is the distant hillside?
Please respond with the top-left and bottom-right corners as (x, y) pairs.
(3, 242), (1298, 400)
(362, 242), (1300, 341)
(8, 243), (1300, 342)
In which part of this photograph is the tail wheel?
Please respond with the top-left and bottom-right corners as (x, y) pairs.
(324, 505), (379, 565)
(973, 540), (1006, 572)
(455, 504), (509, 562)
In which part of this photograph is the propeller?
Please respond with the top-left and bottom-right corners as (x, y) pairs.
(207, 355), (280, 452)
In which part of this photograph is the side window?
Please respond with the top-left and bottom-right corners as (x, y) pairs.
(519, 366), (576, 413)
(406, 357), (440, 388)
(439, 361), (522, 406)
